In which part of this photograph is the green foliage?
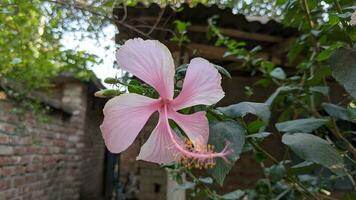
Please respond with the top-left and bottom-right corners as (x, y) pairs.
(112, 0), (356, 198)
(208, 120), (246, 185)
(171, 20), (191, 45)
(329, 48), (356, 98)
(221, 190), (245, 200)
(276, 118), (329, 133)
(154, 0), (356, 198)
(0, 0), (101, 94)
(282, 133), (345, 175)
(323, 103), (354, 122)
(217, 102), (271, 123)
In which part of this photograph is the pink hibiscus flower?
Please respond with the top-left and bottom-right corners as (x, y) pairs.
(100, 38), (230, 166)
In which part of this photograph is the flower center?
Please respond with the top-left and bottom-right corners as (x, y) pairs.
(159, 98), (171, 108)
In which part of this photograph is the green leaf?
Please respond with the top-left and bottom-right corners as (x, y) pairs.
(282, 133), (345, 175)
(175, 63), (188, 74)
(174, 20), (191, 34)
(322, 103), (353, 122)
(289, 161), (319, 175)
(198, 177), (213, 184)
(328, 48), (356, 98)
(265, 86), (302, 106)
(270, 67), (286, 80)
(309, 86), (329, 96)
(247, 119), (266, 133)
(276, 118), (329, 133)
(128, 81), (145, 95)
(208, 121), (246, 185)
(317, 43), (344, 62)
(337, 12), (352, 19)
(287, 42), (303, 63)
(328, 13), (340, 25)
(214, 64), (232, 79)
(104, 77), (120, 84)
(217, 102), (270, 123)
(265, 163), (286, 182)
(246, 132), (271, 139)
(173, 181), (195, 191)
(221, 189), (245, 200)
(276, 0), (286, 6)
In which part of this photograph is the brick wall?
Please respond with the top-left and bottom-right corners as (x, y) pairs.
(0, 80), (106, 200)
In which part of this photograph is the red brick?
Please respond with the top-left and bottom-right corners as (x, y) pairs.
(0, 134), (10, 144)
(13, 176), (26, 187)
(0, 179), (11, 190)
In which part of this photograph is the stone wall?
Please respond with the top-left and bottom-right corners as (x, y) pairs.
(0, 80), (106, 200)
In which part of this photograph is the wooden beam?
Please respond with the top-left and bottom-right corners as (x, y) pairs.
(188, 25), (284, 43)
(164, 42), (283, 65)
(122, 16), (284, 43)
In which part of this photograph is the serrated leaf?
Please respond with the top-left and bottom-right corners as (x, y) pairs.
(276, 118), (329, 133)
(217, 102), (270, 123)
(208, 121), (246, 185)
(282, 133), (345, 175)
(328, 48), (356, 98)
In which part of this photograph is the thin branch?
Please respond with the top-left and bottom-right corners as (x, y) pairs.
(42, 0), (153, 39)
(118, 4), (127, 23)
(332, 0), (353, 46)
(146, 7), (166, 35)
(248, 140), (319, 200)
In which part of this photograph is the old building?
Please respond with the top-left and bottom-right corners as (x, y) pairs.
(0, 75), (108, 200)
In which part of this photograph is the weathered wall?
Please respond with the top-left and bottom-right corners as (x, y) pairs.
(80, 84), (107, 200)
(0, 81), (106, 200)
(119, 114), (167, 200)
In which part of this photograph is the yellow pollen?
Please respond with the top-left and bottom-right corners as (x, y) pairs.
(179, 138), (217, 169)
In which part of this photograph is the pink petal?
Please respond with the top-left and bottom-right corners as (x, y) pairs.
(116, 38), (175, 100)
(172, 58), (225, 110)
(137, 115), (180, 164)
(168, 110), (209, 151)
(100, 93), (159, 153)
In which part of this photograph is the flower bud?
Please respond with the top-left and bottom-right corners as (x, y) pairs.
(94, 89), (121, 98)
(104, 77), (120, 84)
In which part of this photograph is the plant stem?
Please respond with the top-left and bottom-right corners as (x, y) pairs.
(301, 0), (356, 158)
(248, 140), (319, 200)
(332, 0), (353, 46)
(184, 169), (218, 198)
(301, 0), (315, 29)
(331, 119), (356, 158)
